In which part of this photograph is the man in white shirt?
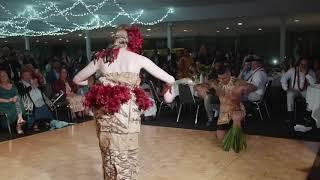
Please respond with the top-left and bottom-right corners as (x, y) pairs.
(280, 58), (316, 123)
(245, 55), (268, 102)
(16, 69), (53, 131)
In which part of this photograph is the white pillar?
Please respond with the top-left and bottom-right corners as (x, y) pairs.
(85, 30), (91, 63)
(280, 18), (286, 62)
(24, 36), (30, 51)
(167, 23), (173, 49)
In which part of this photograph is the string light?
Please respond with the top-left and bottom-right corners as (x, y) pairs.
(0, 0), (174, 37)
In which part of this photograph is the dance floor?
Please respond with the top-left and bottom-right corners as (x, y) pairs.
(0, 120), (319, 180)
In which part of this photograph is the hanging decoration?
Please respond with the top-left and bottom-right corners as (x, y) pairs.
(0, 0), (174, 37)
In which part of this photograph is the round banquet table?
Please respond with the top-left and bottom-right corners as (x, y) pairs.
(306, 84), (320, 128)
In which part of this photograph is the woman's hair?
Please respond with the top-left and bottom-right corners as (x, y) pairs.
(0, 69), (10, 83)
(94, 24), (143, 64)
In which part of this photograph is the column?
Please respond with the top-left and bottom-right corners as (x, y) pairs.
(280, 18), (286, 62)
(24, 36), (30, 51)
(167, 23), (173, 49)
(85, 30), (91, 63)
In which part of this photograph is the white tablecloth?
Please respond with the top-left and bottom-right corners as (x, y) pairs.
(306, 84), (320, 128)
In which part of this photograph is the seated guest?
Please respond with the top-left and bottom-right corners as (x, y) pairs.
(281, 57), (316, 123)
(53, 67), (85, 118)
(0, 70), (25, 134)
(194, 84), (219, 127)
(16, 68), (53, 131)
(238, 57), (252, 81)
(244, 55), (268, 102)
(177, 49), (194, 79)
(46, 61), (61, 84)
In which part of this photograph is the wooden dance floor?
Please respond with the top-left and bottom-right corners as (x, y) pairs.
(0, 120), (319, 180)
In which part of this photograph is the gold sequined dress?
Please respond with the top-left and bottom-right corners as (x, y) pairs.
(94, 72), (142, 180)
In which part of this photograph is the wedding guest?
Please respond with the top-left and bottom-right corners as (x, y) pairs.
(0, 70), (25, 134)
(177, 49), (194, 79)
(281, 57), (316, 123)
(53, 67), (85, 118)
(16, 68), (53, 131)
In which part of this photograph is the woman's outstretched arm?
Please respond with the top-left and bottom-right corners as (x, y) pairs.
(73, 60), (101, 86)
(139, 56), (175, 103)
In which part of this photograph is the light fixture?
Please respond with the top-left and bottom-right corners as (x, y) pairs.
(294, 19), (300, 22)
(84, 36), (87, 39)
(4, 40), (7, 42)
(146, 34), (150, 37)
(237, 22), (243, 26)
(59, 38), (62, 41)
(44, 41), (48, 44)
(272, 59), (278, 65)
(147, 28), (151, 31)
(216, 30), (220, 33)
(78, 33), (82, 37)
(110, 31), (114, 34)
(183, 29), (188, 32)
(258, 28), (262, 31)
(66, 39), (70, 42)
(0, 1), (174, 37)
(36, 40), (40, 43)
(226, 27), (230, 30)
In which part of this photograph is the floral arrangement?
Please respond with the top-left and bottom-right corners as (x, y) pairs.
(84, 84), (152, 114)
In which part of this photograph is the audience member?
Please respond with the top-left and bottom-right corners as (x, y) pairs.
(0, 70), (25, 134)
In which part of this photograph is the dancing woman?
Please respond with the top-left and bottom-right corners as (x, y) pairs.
(73, 25), (175, 180)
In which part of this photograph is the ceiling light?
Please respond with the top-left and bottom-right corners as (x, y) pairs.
(36, 40), (40, 43)
(146, 34), (150, 37)
(237, 22), (243, 26)
(4, 40), (8, 43)
(226, 27), (230, 30)
(183, 29), (188, 32)
(294, 19), (300, 22)
(110, 31), (114, 34)
(78, 33), (82, 37)
(59, 38), (62, 41)
(147, 28), (151, 31)
(216, 30), (220, 33)
(66, 40), (70, 43)
(44, 41), (48, 44)
(84, 36), (87, 39)
(258, 28), (262, 31)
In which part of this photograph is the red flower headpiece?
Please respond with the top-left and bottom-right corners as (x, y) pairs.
(94, 25), (143, 64)
(127, 25), (143, 55)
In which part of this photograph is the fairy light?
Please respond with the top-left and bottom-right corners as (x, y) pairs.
(0, 0), (174, 37)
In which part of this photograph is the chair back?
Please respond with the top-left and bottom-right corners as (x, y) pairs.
(257, 80), (271, 103)
(178, 84), (195, 104)
(148, 80), (162, 103)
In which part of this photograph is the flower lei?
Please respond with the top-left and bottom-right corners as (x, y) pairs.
(84, 84), (152, 115)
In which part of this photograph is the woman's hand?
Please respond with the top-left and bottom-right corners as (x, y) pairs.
(161, 84), (172, 96)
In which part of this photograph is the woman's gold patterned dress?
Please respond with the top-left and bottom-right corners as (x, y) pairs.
(94, 72), (142, 180)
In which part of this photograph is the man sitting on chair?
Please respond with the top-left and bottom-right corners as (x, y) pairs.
(243, 55), (268, 102)
(280, 57), (316, 125)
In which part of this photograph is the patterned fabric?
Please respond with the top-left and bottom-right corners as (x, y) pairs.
(66, 94), (85, 113)
(95, 72), (141, 180)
